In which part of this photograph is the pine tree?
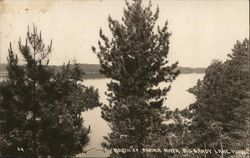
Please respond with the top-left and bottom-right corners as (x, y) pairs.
(187, 39), (250, 158)
(0, 25), (100, 157)
(92, 0), (179, 157)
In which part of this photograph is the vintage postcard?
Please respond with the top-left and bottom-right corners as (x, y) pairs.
(0, 0), (249, 157)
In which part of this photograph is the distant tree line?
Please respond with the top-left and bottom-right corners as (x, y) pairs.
(0, 63), (206, 79)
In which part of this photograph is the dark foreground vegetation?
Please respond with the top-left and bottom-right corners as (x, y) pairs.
(0, 26), (100, 157)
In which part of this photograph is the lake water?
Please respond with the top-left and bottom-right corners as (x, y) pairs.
(77, 73), (204, 157)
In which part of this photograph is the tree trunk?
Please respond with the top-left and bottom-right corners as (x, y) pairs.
(219, 133), (223, 158)
(204, 142), (206, 158)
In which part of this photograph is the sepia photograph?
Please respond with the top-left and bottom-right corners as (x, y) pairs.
(0, 0), (249, 157)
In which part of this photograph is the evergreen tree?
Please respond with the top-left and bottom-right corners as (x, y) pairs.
(92, 0), (179, 157)
(0, 26), (100, 157)
(187, 39), (250, 158)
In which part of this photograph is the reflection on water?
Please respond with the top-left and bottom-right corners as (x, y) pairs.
(77, 73), (204, 157)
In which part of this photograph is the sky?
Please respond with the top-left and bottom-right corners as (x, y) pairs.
(0, 0), (249, 67)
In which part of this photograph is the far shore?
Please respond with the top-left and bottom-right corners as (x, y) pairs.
(0, 63), (206, 79)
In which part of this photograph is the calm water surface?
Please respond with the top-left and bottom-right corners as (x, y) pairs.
(78, 73), (204, 157)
